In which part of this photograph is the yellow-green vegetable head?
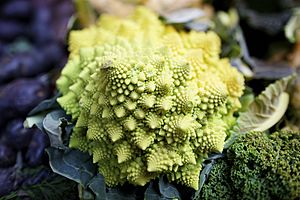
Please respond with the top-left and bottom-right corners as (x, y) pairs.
(56, 7), (244, 190)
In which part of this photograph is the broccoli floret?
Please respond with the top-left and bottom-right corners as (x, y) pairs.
(56, 7), (245, 189)
(200, 131), (300, 200)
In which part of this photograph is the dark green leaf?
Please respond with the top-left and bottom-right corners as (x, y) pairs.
(88, 177), (142, 200)
(224, 128), (239, 149)
(46, 147), (96, 187)
(83, 191), (94, 200)
(158, 176), (181, 200)
(64, 123), (75, 146)
(79, 185), (95, 200)
(88, 174), (107, 200)
(145, 182), (165, 200)
(23, 113), (46, 130)
(106, 186), (139, 200)
(43, 110), (70, 149)
(28, 93), (61, 116)
(205, 153), (224, 161)
(24, 94), (62, 130)
(192, 161), (215, 200)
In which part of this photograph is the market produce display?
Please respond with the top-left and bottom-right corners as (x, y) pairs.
(1, 0), (300, 199)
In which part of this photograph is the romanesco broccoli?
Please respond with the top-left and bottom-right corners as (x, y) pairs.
(56, 7), (244, 189)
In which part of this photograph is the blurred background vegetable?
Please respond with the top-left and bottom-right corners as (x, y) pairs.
(0, 0), (75, 197)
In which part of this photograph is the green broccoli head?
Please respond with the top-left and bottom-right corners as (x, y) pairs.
(56, 7), (244, 189)
(200, 130), (300, 200)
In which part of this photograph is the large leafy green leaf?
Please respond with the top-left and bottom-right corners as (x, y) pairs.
(144, 177), (182, 200)
(24, 93), (62, 130)
(158, 176), (181, 200)
(23, 113), (46, 130)
(87, 175), (107, 200)
(85, 174), (139, 200)
(43, 110), (72, 149)
(46, 146), (141, 200)
(194, 163), (213, 199)
(237, 75), (296, 133)
(145, 182), (165, 200)
(46, 147), (96, 187)
(79, 185), (95, 200)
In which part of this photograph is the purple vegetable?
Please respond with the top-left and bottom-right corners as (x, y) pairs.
(0, 42), (6, 56)
(0, 56), (20, 82)
(0, 0), (32, 19)
(0, 167), (17, 196)
(0, 20), (27, 40)
(30, 6), (54, 44)
(0, 43), (64, 83)
(25, 130), (49, 167)
(0, 144), (17, 167)
(3, 119), (34, 150)
(0, 77), (50, 118)
(52, 0), (75, 43)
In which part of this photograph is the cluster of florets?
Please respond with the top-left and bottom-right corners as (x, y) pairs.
(56, 7), (244, 189)
(200, 131), (300, 199)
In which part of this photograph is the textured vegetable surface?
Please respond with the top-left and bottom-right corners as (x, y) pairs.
(200, 130), (300, 200)
(56, 7), (244, 189)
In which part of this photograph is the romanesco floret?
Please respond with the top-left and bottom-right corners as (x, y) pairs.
(56, 7), (245, 190)
(200, 131), (300, 200)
